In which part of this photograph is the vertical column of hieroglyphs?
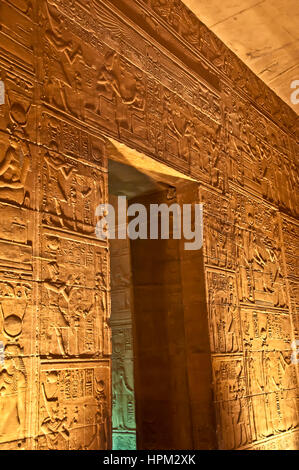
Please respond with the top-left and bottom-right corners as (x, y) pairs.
(0, 0), (39, 450)
(34, 0), (111, 449)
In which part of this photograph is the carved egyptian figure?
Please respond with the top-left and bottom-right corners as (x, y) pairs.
(0, 138), (30, 205)
(0, 345), (26, 441)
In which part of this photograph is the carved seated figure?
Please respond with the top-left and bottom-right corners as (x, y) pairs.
(0, 138), (30, 205)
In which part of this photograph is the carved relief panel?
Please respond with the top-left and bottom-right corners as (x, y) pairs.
(230, 190), (288, 309)
(41, 149), (106, 236)
(0, 0), (35, 74)
(0, 279), (35, 445)
(241, 309), (293, 352)
(37, 361), (111, 450)
(247, 350), (298, 441)
(212, 356), (251, 449)
(281, 218), (299, 280)
(206, 270), (241, 354)
(37, 0), (226, 178)
(249, 430), (299, 450)
(0, 15), (38, 446)
(200, 187), (236, 270)
(39, 230), (110, 359)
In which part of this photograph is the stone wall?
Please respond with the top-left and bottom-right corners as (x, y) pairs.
(0, 0), (297, 449)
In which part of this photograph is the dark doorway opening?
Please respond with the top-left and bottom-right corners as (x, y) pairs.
(108, 142), (214, 450)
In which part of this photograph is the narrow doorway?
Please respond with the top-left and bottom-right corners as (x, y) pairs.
(109, 158), (171, 450)
(107, 143), (214, 450)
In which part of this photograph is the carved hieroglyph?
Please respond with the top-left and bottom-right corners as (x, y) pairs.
(0, 0), (297, 450)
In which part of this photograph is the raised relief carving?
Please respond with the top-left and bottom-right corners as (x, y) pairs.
(213, 357), (251, 449)
(112, 349), (135, 430)
(0, 136), (30, 206)
(40, 0), (223, 175)
(40, 111), (107, 168)
(0, 0), (34, 70)
(87, 51), (146, 139)
(0, 74), (34, 208)
(42, 150), (106, 235)
(0, 344), (27, 442)
(0, 77), (35, 285)
(282, 219), (299, 279)
(207, 271), (241, 354)
(40, 233), (109, 358)
(38, 363), (110, 450)
(0, 281), (32, 444)
(247, 351), (298, 440)
(200, 189), (236, 270)
(40, 0), (91, 120)
(249, 430), (299, 450)
(231, 192), (288, 308)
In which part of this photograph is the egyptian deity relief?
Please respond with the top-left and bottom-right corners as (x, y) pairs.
(0, 280), (33, 444)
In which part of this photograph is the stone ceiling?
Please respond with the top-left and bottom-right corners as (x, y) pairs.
(183, 0), (299, 114)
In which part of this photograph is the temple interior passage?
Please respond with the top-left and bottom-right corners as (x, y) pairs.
(109, 159), (169, 450)
(108, 157), (214, 450)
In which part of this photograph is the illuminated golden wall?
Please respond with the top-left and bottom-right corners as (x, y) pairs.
(0, 0), (298, 450)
